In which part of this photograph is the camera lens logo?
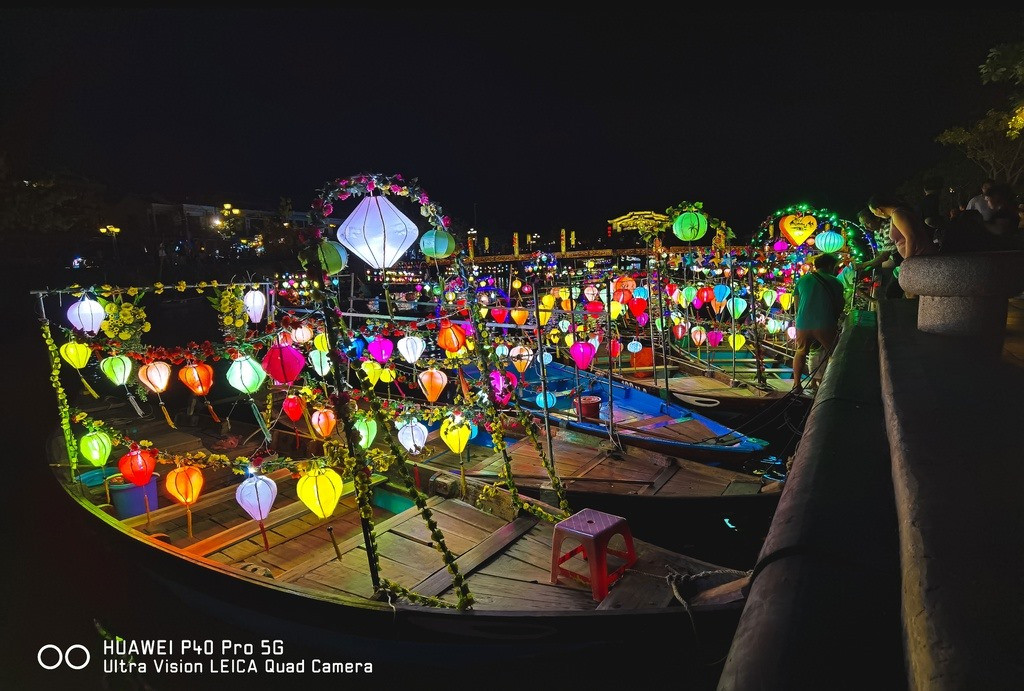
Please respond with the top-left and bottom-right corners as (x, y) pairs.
(37, 644), (91, 670)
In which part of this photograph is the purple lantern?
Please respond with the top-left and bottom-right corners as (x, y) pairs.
(367, 338), (394, 364)
(569, 341), (596, 370)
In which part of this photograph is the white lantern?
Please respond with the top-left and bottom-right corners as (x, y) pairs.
(67, 295), (105, 335)
(243, 288), (266, 323)
(292, 325), (314, 344)
(336, 195), (419, 269)
(397, 335), (425, 364)
(308, 350), (331, 377)
(236, 474), (278, 522)
(397, 420), (429, 454)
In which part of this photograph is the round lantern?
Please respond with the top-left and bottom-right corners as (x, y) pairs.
(291, 325), (314, 344)
(66, 295), (105, 335)
(672, 211), (709, 242)
(535, 392), (557, 409)
(398, 419), (429, 454)
(509, 345), (533, 373)
(815, 230), (845, 253)
(367, 338), (394, 364)
(118, 443), (157, 487)
(243, 288), (267, 323)
(439, 418), (471, 455)
(311, 408), (337, 438)
(336, 194), (420, 269)
(262, 344), (305, 385)
(166, 466), (204, 537)
(437, 320), (467, 353)
(569, 341), (596, 370)
(236, 473), (278, 551)
(316, 240), (349, 276)
(312, 333), (330, 352)
(79, 430), (112, 467)
(297, 467), (345, 519)
(226, 355), (267, 395)
(419, 228), (456, 259)
(100, 355), (133, 386)
(397, 335), (425, 364)
(626, 339), (643, 354)
(59, 341), (92, 370)
(308, 350), (331, 377)
(179, 362), (214, 396)
(418, 368), (448, 402)
(353, 417), (378, 450)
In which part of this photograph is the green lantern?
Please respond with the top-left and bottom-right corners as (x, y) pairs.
(353, 417), (378, 450)
(226, 355), (267, 394)
(672, 212), (709, 242)
(420, 229), (456, 259)
(814, 230), (845, 253)
(317, 240), (348, 276)
(100, 355), (134, 386)
(80, 430), (113, 467)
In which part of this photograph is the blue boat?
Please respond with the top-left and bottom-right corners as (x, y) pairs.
(504, 361), (771, 469)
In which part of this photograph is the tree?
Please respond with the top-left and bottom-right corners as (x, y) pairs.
(935, 110), (1024, 187)
(979, 40), (1024, 140)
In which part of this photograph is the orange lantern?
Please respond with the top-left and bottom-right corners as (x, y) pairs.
(615, 276), (637, 292)
(139, 361), (177, 429)
(436, 320), (466, 353)
(178, 363), (221, 422)
(510, 307), (529, 326)
(418, 368), (448, 403)
(165, 466), (204, 538)
(311, 408), (337, 439)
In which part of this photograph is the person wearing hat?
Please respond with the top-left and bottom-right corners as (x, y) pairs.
(791, 252), (845, 394)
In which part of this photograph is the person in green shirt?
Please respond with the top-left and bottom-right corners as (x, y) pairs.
(791, 252), (845, 394)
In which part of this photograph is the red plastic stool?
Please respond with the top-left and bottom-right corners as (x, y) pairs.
(550, 507), (637, 601)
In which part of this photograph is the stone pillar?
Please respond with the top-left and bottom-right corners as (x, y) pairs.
(898, 250), (1024, 356)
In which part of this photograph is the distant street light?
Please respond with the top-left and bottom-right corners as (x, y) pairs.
(99, 224), (121, 261)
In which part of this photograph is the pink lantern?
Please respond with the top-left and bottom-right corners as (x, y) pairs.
(707, 329), (725, 347)
(261, 343), (305, 385)
(569, 341), (596, 370)
(636, 312), (649, 327)
(367, 338), (394, 364)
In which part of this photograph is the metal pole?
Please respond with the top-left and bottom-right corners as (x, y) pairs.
(654, 258), (671, 400)
(604, 278), (616, 443)
(531, 281), (557, 468)
(730, 278), (738, 384)
(748, 254), (768, 388)
(569, 282), (583, 423)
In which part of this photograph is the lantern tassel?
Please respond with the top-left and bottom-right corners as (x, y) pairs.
(251, 400), (272, 443)
(301, 405), (317, 440)
(186, 505), (193, 539)
(205, 400), (222, 423)
(79, 373), (99, 399)
(258, 521), (270, 552)
(294, 428), (300, 450)
(126, 391), (145, 417)
(160, 401), (177, 429)
(143, 493), (151, 526)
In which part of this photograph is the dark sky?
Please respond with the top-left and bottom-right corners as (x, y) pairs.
(1, 9), (1021, 241)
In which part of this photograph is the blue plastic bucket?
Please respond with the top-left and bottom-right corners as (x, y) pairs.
(109, 472), (160, 519)
(78, 467), (119, 487)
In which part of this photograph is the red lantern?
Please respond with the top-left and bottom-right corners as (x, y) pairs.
(672, 324), (686, 340)
(489, 307), (508, 324)
(118, 443), (157, 487)
(615, 277), (637, 292)
(627, 297), (648, 317)
(261, 343), (305, 385)
(282, 394), (304, 422)
(609, 340), (623, 357)
(437, 320), (466, 353)
(697, 286), (715, 303)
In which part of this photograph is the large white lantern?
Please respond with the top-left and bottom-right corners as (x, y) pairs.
(397, 335), (426, 364)
(243, 288), (267, 323)
(336, 195), (419, 269)
(397, 419), (429, 454)
(67, 295), (105, 335)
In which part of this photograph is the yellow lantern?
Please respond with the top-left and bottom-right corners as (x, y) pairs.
(510, 308), (529, 325)
(313, 333), (330, 352)
(296, 467), (346, 519)
(609, 301), (623, 320)
(539, 294), (556, 326)
(361, 360), (382, 387)
(509, 345), (533, 374)
(59, 341), (99, 398)
(439, 417), (471, 455)
(563, 332), (575, 347)
(379, 367), (396, 383)
(165, 466), (204, 538)
(778, 292), (794, 311)
(727, 334), (747, 351)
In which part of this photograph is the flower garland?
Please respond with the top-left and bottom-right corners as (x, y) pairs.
(43, 320), (77, 475)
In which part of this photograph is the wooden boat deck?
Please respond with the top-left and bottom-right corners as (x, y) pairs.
(59, 400), (745, 615)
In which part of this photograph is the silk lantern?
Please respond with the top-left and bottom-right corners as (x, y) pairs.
(166, 466), (204, 538)
(179, 362), (221, 422)
(707, 329), (725, 347)
(100, 355), (133, 386)
(367, 338), (393, 364)
(308, 350), (331, 377)
(627, 297), (647, 317)
(697, 286), (714, 303)
(236, 473), (278, 551)
(815, 230), (845, 253)
(510, 307), (529, 325)
(713, 284), (731, 302)
(282, 394), (306, 449)
(672, 211), (709, 242)
(139, 360), (176, 428)
(420, 228), (456, 259)
(118, 443), (158, 521)
(66, 295), (105, 335)
(262, 344), (304, 385)
(291, 325), (314, 344)
(312, 333), (330, 353)
(59, 341), (99, 399)
(509, 345), (533, 373)
(243, 288), (267, 323)
(609, 340), (622, 357)
(226, 355), (267, 394)
(311, 408), (337, 438)
(778, 292), (794, 311)
(79, 430), (112, 468)
(398, 419), (429, 454)
(727, 334), (747, 351)
(353, 417), (378, 450)
(569, 341), (596, 370)
(418, 368), (447, 402)
(437, 320), (466, 353)
(535, 392), (557, 409)
(690, 326), (708, 346)
(360, 360), (382, 387)
(297, 467), (345, 519)
(316, 240), (349, 275)
(762, 290), (778, 308)
(538, 294), (555, 326)
(440, 418), (471, 455)
(727, 297), (748, 320)
(626, 339), (643, 354)
(336, 194), (419, 269)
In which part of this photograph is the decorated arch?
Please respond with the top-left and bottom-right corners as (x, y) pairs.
(753, 203), (875, 262)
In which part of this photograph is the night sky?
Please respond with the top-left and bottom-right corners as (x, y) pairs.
(1, 9), (1022, 241)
